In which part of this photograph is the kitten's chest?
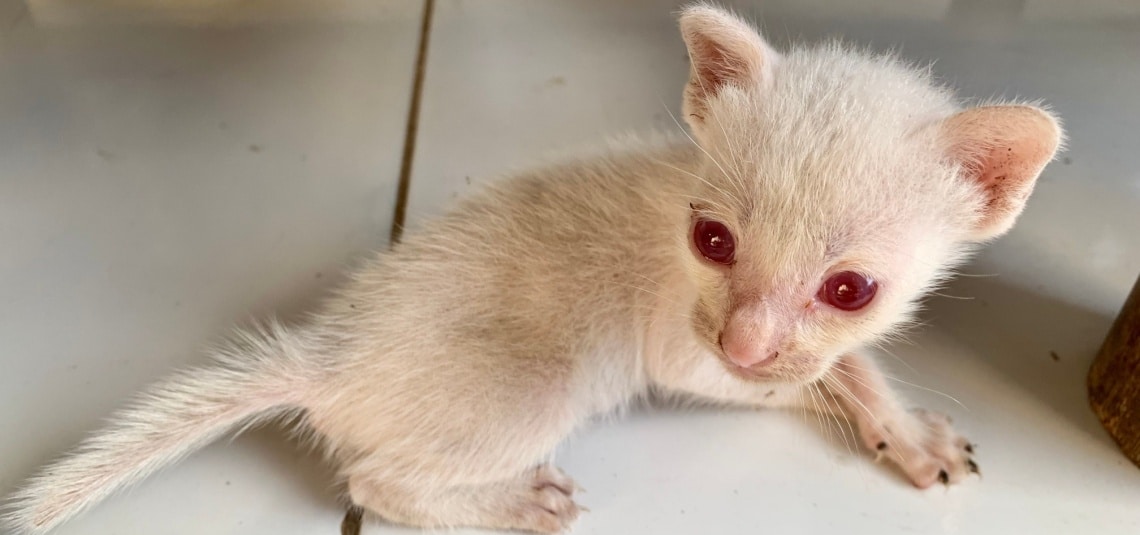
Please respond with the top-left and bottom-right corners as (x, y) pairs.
(570, 333), (651, 418)
(566, 268), (698, 417)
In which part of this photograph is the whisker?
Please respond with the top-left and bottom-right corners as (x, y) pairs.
(827, 366), (884, 400)
(838, 361), (969, 411)
(823, 373), (908, 463)
(865, 344), (919, 375)
(953, 272), (1000, 278)
(820, 376), (878, 487)
(615, 283), (683, 307)
(703, 99), (749, 199)
(929, 292), (975, 301)
(804, 383), (832, 444)
(819, 380), (857, 457)
(659, 102), (740, 202)
(649, 158), (735, 211)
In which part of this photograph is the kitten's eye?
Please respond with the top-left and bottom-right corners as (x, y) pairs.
(693, 219), (736, 265)
(819, 271), (877, 311)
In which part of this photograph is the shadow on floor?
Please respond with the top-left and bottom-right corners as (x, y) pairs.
(921, 271), (1120, 449)
(240, 426), (343, 509)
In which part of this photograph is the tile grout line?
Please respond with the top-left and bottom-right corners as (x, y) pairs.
(388, 0), (436, 246)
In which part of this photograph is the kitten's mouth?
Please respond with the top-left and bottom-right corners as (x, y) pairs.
(717, 352), (779, 381)
(715, 349), (827, 385)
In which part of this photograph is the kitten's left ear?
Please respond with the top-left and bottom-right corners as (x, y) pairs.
(679, 5), (779, 139)
(941, 105), (1063, 241)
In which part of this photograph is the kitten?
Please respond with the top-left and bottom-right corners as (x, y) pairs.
(3, 4), (1062, 534)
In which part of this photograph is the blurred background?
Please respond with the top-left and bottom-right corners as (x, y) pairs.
(1, 1), (1138, 534)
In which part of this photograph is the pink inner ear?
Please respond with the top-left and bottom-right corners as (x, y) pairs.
(944, 105), (1062, 240)
(973, 140), (1045, 212)
(690, 40), (747, 102)
(679, 6), (775, 128)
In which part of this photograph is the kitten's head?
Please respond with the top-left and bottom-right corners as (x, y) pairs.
(675, 5), (1062, 384)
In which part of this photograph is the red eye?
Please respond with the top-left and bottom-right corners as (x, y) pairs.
(819, 271), (878, 311)
(693, 219), (735, 265)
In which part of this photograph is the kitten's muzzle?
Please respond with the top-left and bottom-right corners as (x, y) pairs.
(718, 302), (783, 369)
(718, 330), (779, 369)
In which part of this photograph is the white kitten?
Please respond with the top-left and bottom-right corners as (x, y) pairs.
(3, 4), (1062, 534)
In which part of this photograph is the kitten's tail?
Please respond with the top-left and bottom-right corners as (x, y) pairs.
(2, 320), (322, 535)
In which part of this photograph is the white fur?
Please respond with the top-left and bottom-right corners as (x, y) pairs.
(2, 4), (1062, 534)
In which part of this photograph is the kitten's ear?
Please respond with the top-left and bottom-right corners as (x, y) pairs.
(679, 5), (778, 135)
(941, 105), (1063, 241)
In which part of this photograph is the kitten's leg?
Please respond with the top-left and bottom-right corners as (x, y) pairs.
(648, 350), (976, 487)
(822, 353), (977, 488)
(346, 464), (581, 534)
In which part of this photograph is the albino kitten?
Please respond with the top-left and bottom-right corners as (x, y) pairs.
(4, 4), (1062, 534)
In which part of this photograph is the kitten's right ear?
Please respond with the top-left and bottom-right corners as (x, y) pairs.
(679, 5), (779, 137)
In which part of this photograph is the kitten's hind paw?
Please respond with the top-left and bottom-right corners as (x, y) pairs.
(512, 465), (583, 533)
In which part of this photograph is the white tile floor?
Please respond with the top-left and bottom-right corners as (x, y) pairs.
(2, 1), (1139, 534)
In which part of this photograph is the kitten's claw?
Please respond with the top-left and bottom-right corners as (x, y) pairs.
(514, 465), (583, 533)
(872, 441), (887, 463)
(862, 408), (977, 489)
(532, 464), (579, 495)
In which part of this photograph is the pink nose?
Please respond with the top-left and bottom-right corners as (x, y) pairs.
(718, 329), (777, 369)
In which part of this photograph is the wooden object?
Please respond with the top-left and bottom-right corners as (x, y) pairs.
(1088, 274), (1140, 469)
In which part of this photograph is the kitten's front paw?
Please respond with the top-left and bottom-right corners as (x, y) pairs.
(863, 408), (978, 488)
